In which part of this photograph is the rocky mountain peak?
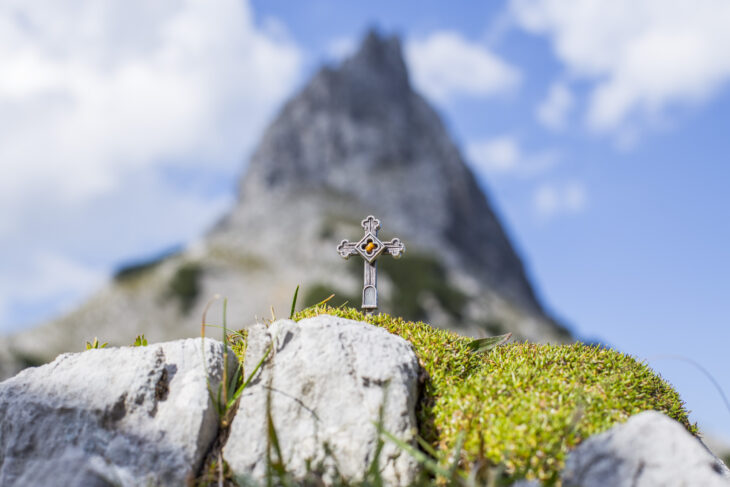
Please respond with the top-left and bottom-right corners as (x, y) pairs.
(236, 30), (545, 315)
(239, 29), (419, 196)
(339, 29), (410, 99)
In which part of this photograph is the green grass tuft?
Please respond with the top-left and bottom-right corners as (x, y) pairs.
(85, 337), (108, 350)
(292, 305), (696, 484)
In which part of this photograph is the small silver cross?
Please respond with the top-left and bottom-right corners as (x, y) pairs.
(336, 215), (405, 314)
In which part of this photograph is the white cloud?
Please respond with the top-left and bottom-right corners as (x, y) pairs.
(0, 0), (301, 206)
(12, 253), (103, 303)
(533, 181), (588, 219)
(0, 0), (302, 332)
(0, 252), (105, 333)
(511, 0), (730, 133)
(467, 135), (559, 177)
(405, 31), (520, 103)
(326, 36), (357, 60)
(536, 82), (574, 130)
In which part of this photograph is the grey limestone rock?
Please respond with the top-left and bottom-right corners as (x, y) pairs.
(223, 314), (422, 486)
(563, 410), (730, 487)
(0, 338), (236, 487)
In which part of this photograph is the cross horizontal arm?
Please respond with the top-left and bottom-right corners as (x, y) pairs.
(382, 238), (405, 258)
(336, 240), (359, 259)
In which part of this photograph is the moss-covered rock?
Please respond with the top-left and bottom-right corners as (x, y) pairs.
(291, 306), (695, 484)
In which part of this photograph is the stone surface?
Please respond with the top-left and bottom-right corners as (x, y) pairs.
(0, 338), (236, 487)
(563, 410), (730, 487)
(224, 315), (422, 485)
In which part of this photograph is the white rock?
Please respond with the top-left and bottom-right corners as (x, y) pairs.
(563, 410), (730, 487)
(224, 315), (422, 485)
(0, 338), (236, 487)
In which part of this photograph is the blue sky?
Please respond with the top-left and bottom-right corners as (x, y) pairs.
(1, 0), (729, 442)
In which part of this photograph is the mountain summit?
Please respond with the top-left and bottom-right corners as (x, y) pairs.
(1, 31), (569, 378)
(233, 30), (546, 315)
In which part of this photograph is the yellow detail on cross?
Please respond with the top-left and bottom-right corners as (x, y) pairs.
(364, 241), (376, 253)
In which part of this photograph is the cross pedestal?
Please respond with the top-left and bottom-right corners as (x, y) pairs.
(336, 215), (405, 314)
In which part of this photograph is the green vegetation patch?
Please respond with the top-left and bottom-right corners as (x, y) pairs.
(292, 305), (695, 484)
(114, 257), (165, 283)
(113, 248), (180, 283)
(166, 262), (203, 313)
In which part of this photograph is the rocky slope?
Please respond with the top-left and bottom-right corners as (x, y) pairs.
(0, 30), (570, 379)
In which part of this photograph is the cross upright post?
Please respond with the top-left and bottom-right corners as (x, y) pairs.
(336, 216), (405, 314)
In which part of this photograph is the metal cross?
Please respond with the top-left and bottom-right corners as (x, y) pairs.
(336, 215), (405, 314)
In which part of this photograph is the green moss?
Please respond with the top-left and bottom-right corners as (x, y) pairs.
(229, 329), (248, 363)
(292, 306), (696, 484)
(166, 263), (202, 313)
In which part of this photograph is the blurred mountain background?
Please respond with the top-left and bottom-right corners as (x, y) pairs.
(0, 32), (571, 378)
(1, 0), (729, 447)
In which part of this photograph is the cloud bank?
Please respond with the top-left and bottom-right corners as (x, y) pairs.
(467, 135), (559, 177)
(512, 0), (730, 133)
(405, 31), (520, 103)
(533, 181), (588, 219)
(0, 0), (302, 332)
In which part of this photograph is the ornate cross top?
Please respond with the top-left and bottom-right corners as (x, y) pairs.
(337, 215), (405, 314)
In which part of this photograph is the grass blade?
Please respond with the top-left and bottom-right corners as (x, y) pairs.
(228, 344), (272, 409)
(447, 432), (466, 481)
(416, 436), (440, 459)
(379, 428), (453, 479)
(311, 293), (335, 309)
(366, 399), (387, 487)
(222, 298), (229, 407)
(468, 333), (512, 353)
(289, 285), (299, 319)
